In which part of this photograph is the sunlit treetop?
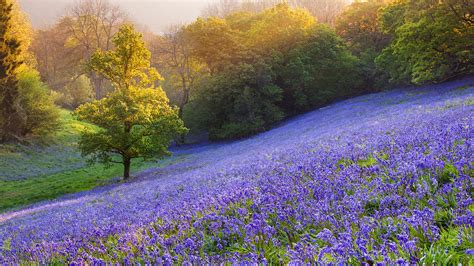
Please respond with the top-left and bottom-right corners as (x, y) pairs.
(88, 24), (162, 91)
(244, 4), (316, 53)
(4, 0), (34, 71)
(336, 0), (391, 54)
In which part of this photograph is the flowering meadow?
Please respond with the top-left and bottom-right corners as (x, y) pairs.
(1, 79), (473, 264)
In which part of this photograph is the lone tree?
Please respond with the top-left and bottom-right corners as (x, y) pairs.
(0, 0), (23, 141)
(75, 25), (187, 179)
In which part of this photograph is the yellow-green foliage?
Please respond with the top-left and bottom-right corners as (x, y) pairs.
(58, 75), (95, 109)
(376, 0), (473, 84)
(87, 24), (162, 91)
(184, 17), (243, 73)
(245, 3), (315, 53)
(75, 87), (187, 163)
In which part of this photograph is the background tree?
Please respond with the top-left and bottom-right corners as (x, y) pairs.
(149, 27), (200, 115)
(16, 70), (60, 136)
(202, 0), (241, 18)
(62, 75), (95, 109)
(203, 0), (351, 25)
(31, 18), (84, 95)
(187, 4), (359, 140)
(336, 0), (392, 90)
(0, 0), (23, 141)
(75, 25), (187, 179)
(9, 0), (34, 69)
(195, 57), (284, 140)
(277, 25), (360, 112)
(244, 3), (315, 55)
(66, 0), (128, 98)
(30, 0), (128, 101)
(294, 0), (351, 25)
(184, 17), (244, 74)
(376, 0), (474, 84)
(336, 0), (390, 55)
(149, 25), (205, 143)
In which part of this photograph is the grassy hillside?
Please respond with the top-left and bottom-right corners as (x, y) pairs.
(0, 110), (171, 212)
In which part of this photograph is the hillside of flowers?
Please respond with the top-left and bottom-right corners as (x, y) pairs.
(1, 78), (473, 264)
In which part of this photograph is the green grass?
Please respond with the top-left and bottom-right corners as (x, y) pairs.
(0, 110), (93, 181)
(0, 110), (179, 213)
(0, 159), (172, 212)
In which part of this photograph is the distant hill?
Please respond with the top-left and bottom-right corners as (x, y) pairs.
(19, 0), (209, 33)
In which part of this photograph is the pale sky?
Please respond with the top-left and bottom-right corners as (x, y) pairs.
(19, 0), (216, 33)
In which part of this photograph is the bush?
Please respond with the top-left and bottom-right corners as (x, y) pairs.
(17, 70), (60, 137)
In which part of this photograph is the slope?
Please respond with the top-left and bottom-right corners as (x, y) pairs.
(0, 78), (473, 263)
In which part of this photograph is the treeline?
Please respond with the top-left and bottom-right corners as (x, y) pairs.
(1, 0), (473, 143)
(151, 0), (473, 140)
(169, 5), (360, 139)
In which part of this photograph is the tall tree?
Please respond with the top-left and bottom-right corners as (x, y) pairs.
(151, 26), (203, 119)
(336, 0), (392, 90)
(31, 17), (83, 93)
(196, 56), (285, 140)
(66, 0), (128, 98)
(202, 0), (241, 18)
(244, 3), (315, 54)
(184, 17), (244, 74)
(336, 0), (391, 55)
(9, 0), (34, 69)
(188, 4), (359, 140)
(30, 0), (127, 101)
(76, 25), (187, 179)
(293, 0), (351, 25)
(149, 26), (205, 144)
(0, 0), (23, 141)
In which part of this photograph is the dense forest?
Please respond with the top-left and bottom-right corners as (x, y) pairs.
(0, 0), (473, 173)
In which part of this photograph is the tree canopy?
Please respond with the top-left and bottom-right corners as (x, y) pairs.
(376, 0), (474, 84)
(335, 0), (392, 90)
(178, 4), (360, 140)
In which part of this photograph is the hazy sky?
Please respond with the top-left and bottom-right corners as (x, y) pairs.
(19, 0), (216, 33)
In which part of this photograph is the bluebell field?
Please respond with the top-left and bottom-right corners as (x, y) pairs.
(0, 78), (473, 264)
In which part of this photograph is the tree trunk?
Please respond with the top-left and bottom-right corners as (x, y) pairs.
(175, 85), (189, 146)
(91, 72), (104, 99)
(1, 82), (23, 142)
(175, 105), (186, 146)
(123, 157), (131, 180)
